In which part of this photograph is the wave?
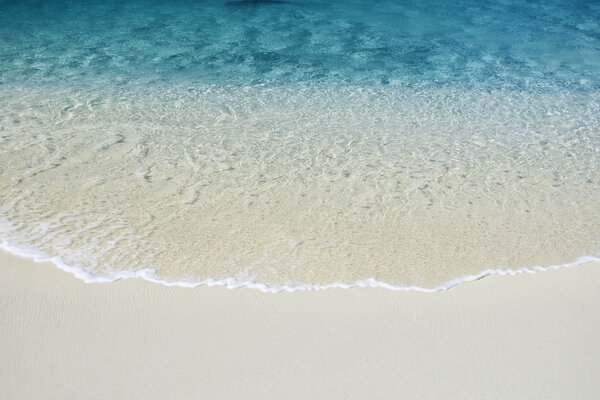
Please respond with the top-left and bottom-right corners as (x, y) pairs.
(1, 85), (599, 289)
(2, 239), (598, 293)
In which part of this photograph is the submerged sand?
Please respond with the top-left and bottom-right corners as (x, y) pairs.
(1, 85), (599, 287)
(1, 250), (599, 399)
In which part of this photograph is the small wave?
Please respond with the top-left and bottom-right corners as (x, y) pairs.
(1, 85), (599, 288)
(2, 239), (598, 293)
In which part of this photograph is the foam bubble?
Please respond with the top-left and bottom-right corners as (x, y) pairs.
(2, 239), (598, 293)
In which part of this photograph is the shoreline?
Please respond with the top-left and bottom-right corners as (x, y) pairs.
(2, 240), (598, 293)
(1, 249), (600, 399)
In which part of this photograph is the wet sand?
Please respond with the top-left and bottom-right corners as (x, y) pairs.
(1, 250), (599, 399)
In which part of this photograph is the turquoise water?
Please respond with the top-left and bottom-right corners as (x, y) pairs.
(2, 0), (600, 90)
(1, 1), (599, 289)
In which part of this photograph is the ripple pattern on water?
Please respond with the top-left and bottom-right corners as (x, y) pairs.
(1, 0), (599, 89)
(1, 85), (599, 286)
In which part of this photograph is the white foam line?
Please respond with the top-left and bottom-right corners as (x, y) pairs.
(1, 239), (599, 293)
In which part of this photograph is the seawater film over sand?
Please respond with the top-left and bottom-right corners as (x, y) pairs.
(1, 0), (599, 290)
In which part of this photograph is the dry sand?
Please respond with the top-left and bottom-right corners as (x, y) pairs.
(1, 250), (599, 399)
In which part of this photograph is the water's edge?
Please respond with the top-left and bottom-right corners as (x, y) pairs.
(2, 239), (598, 293)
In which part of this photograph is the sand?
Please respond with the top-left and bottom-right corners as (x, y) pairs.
(1, 250), (599, 399)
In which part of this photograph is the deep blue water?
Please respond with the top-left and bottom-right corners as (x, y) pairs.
(1, 0), (599, 89)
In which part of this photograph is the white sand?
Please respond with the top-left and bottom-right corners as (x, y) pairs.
(1, 250), (599, 399)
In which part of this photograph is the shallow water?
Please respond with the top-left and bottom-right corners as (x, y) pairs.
(1, 1), (599, 289)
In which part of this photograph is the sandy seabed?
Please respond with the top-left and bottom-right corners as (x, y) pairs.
(1, 249), (600, 399)
(3, 85), (599, 287)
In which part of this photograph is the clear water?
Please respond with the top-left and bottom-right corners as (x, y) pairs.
(2, 0), (600, 89)
(0, 0), (599, 289)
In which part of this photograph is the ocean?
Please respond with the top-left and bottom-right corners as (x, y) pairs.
(1, 0), (599, 291)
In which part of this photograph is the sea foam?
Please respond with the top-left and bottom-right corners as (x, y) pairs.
(1, 239), (598, 293)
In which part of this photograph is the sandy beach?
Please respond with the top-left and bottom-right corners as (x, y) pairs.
(2, 1), (599, 399)
(1, 250), (599, 399)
